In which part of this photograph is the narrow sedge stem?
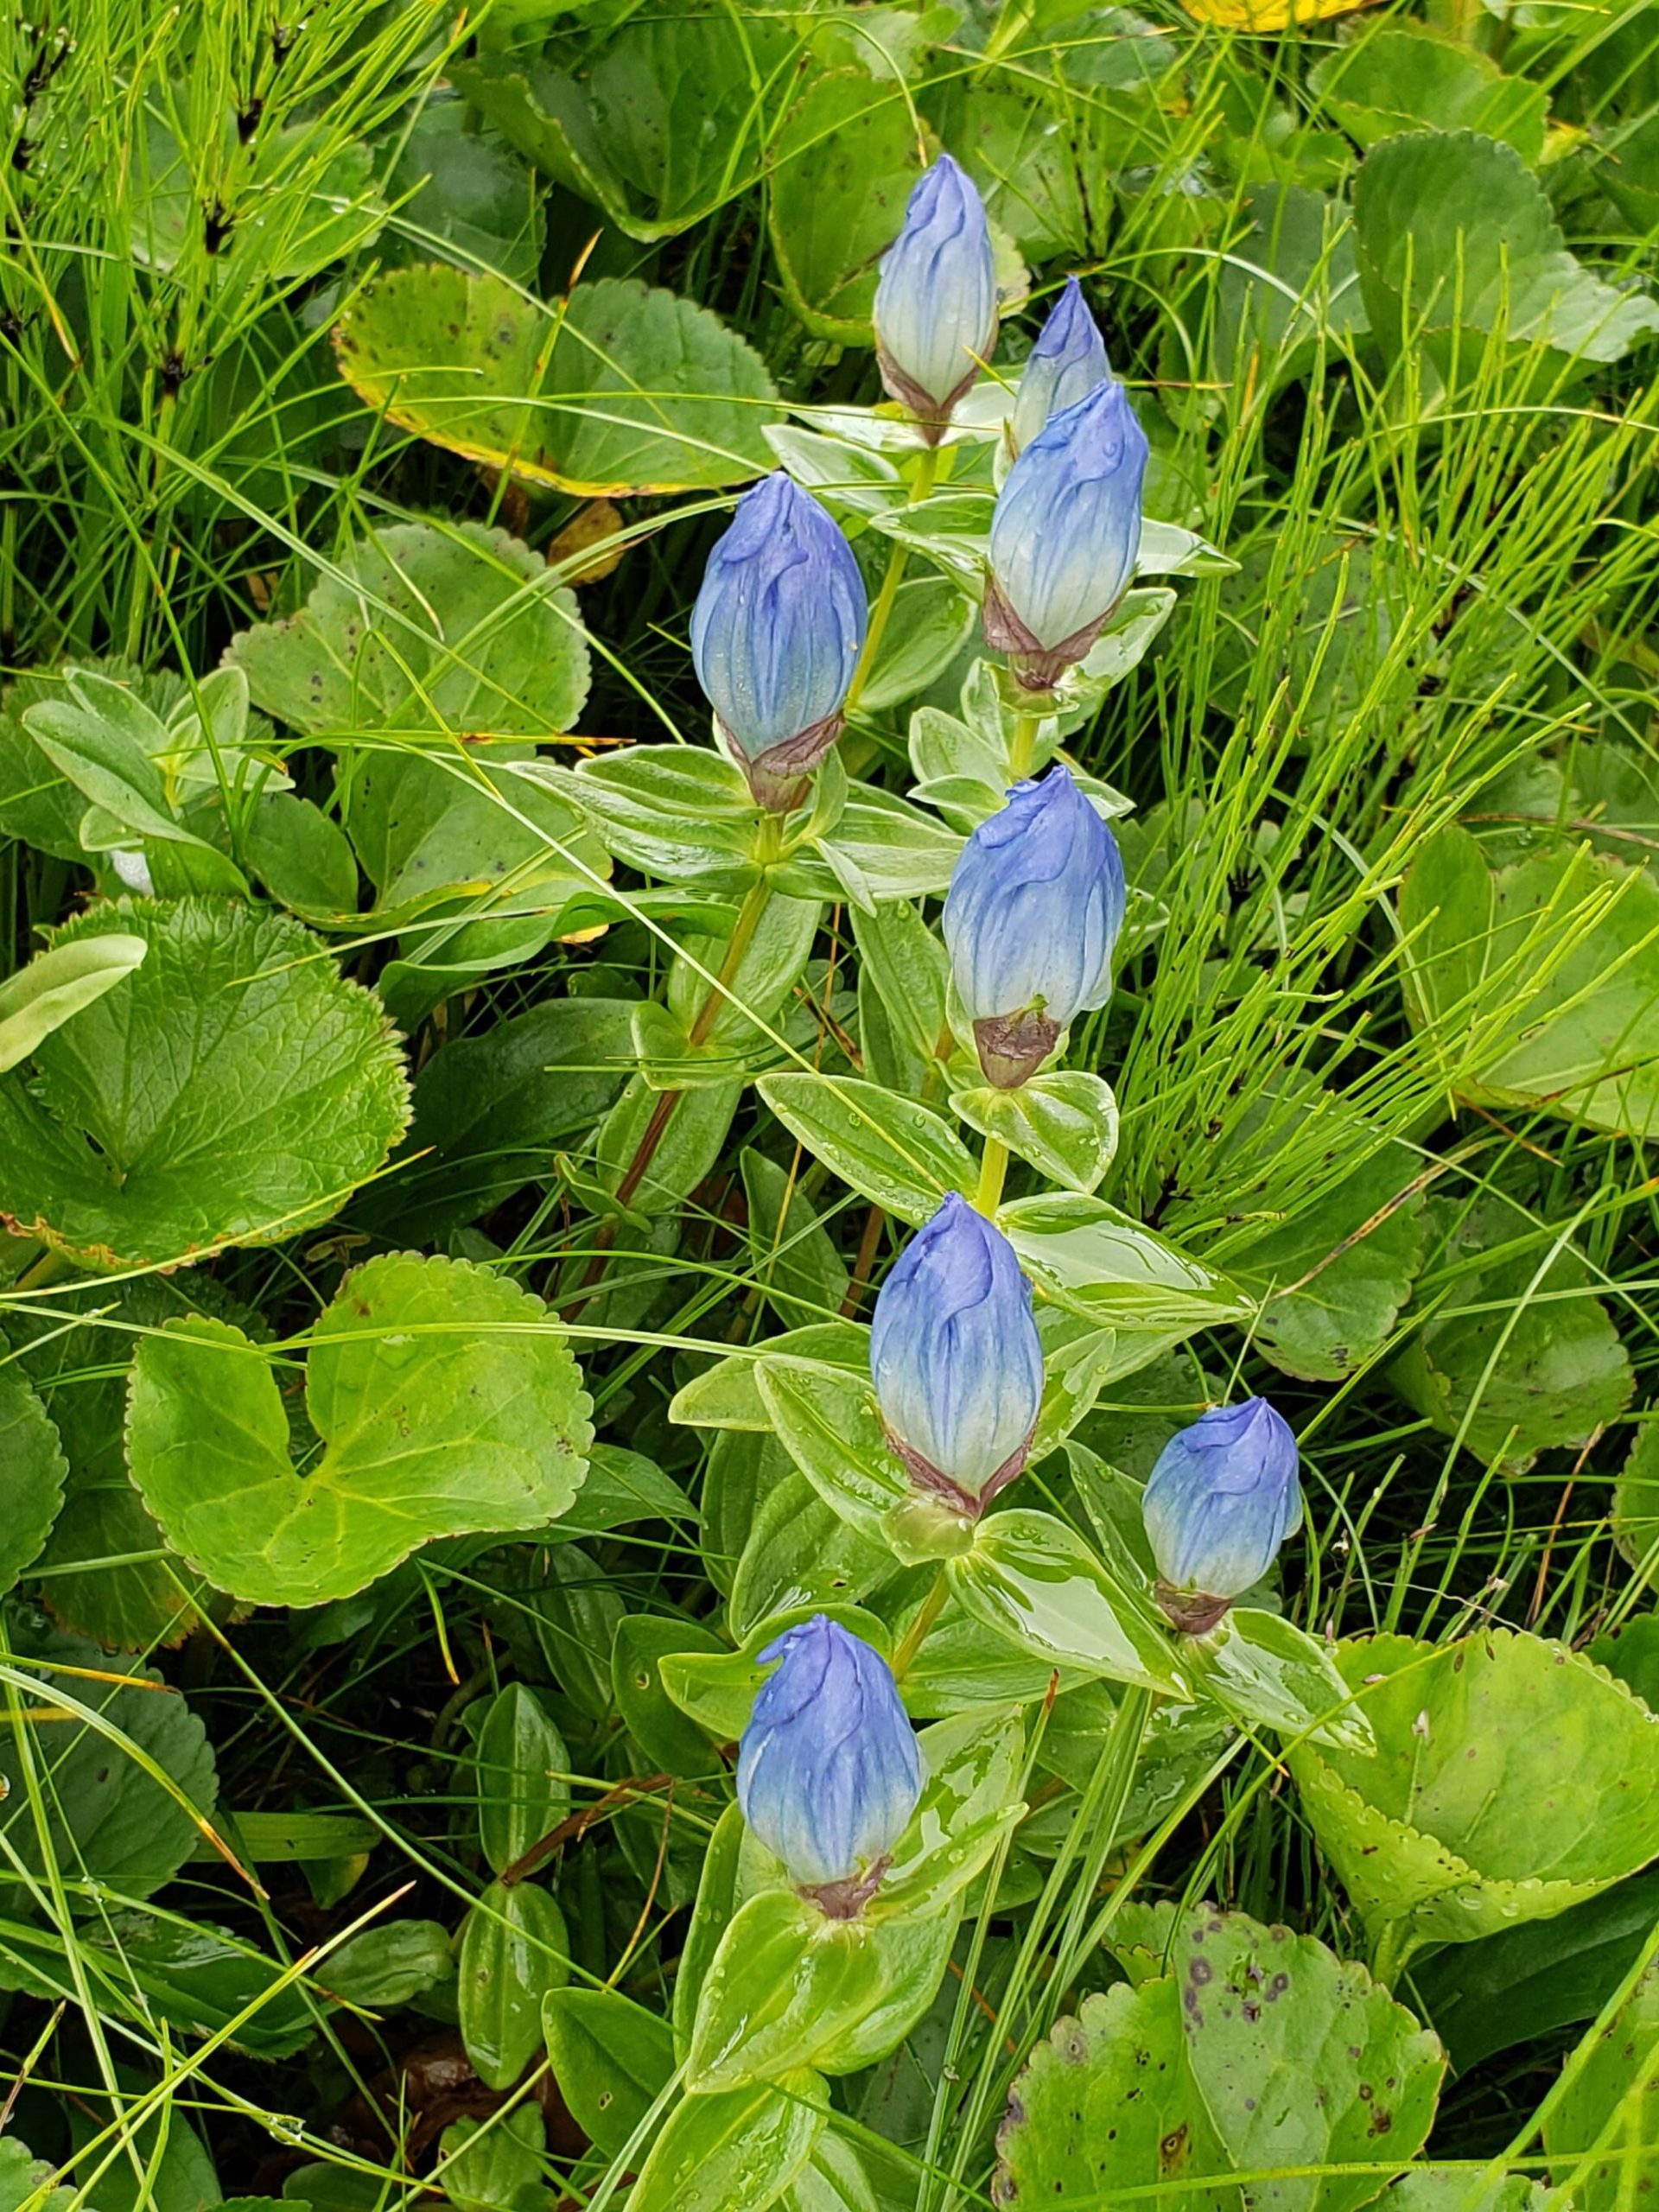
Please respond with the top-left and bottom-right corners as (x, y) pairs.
(893, 1566), (950, 1679)
(1007, 709), (1042, 781)
(844, 443), (941, 717)
(975, 1136), (1010, 1217)
(1046, 1688), (1154, 2009)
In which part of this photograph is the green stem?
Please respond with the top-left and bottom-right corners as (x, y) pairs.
(893, 1566), (950, 1679)
(13, 1247), (72, 1294)
(975, 1136), (1010, 1217)
(844, 443), (941, 718)
(687, 869), (772, 1051)
(572, 836), (780, 1303)
(1008, 709), (1041, 781)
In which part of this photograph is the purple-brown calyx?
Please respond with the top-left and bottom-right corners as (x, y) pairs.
(726, 709), (844, 814)
(804, 1855), (891, 1918)
(982, 572), (1110, 691)
(972, 1007), (1061, 1089)
(877, 337), (998, 448)
(885, 1422), (1035, 1518)
(1154, 1580), (1233, 1636)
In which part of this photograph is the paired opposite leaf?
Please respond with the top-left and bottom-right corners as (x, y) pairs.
(334, 266), (779, 495)
(125, 1254), (594, 1606)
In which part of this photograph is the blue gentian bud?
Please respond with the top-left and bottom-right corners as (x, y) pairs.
(690, 471), (868, 810)
(1141, 1399), (1303, 1633)
(942, 766), (1126, 1087)
(873, 154), (999, 440)
(1009, 278), (1111, 458)
(985, 379), (1148, 690)
(737, 1615), (923, 1916)
(870, 1192), (1043, 1511)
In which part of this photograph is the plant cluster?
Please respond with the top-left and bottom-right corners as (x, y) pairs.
(3, 3), (1659, 2211)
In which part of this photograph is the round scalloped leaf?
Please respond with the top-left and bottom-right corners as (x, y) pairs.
(0, 1369), (67, 1598)
(125, 1253), (593, 1608)
(0, 899), (410, 1270)
(225, 519), (590, 741)
(768, 74), (925, 343)
(450, 10), (797, 245)
(1355, 131), (1659, 378)
(1288, 1631), (1659, 1967)
(333, 266), (779, 496)
(995, 1904), (1442, 2212)
(1402, 825), (1659, 1137)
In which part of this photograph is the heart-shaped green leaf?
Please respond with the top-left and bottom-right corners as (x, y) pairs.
(0, 899), (409, 1270)
(768, 75), (923, 341)
(125, 1253), (593, 1606)
(333, 266), (779, 496)
(452, 10), (801, 244)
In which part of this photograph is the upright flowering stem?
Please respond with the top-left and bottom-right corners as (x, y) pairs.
(572, 865), (779, 1295)
(844, 445), (940, 721)
(1007, 709), (1042, 780)
(975, 1137), (1010, 1216)
(893, 1566), (951, 1677)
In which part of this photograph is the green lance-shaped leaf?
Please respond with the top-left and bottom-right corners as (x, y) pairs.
(1185, 1608), (1375, 1753)
(474, 1684), (572, 1877)
(0, 932), (146, 1072)
(952, 1071), (1120, 1197)
(459, 1878), (570, 2091)
(1288, 1630), (1659, 1970)
(125, 1253), (594, 1607)
(757, 1072), (977, 1225)
(543, 1986), (676, 2158)
(333, 265), (779, 496)
(948, 1508), (1192, 1699)
(0, 1609), (219, 1907)
(0, 899), (409, 1270)
(995, 1904), (1444, 2212)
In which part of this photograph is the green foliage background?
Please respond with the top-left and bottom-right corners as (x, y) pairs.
(3, 0), (1659, 2205)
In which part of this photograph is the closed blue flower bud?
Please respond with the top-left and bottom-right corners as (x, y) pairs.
(737, 1615), (923, 1910)
(1010, 278), (1111, 457)
(870, 1192), (1043, 1509)
(986, 379), (1148, 689)
(690, 471), (868, 810)
(1141, 1398), (1303, 1632)
(942, 766), (1126, 1087)
(874, 154), (999, 435)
